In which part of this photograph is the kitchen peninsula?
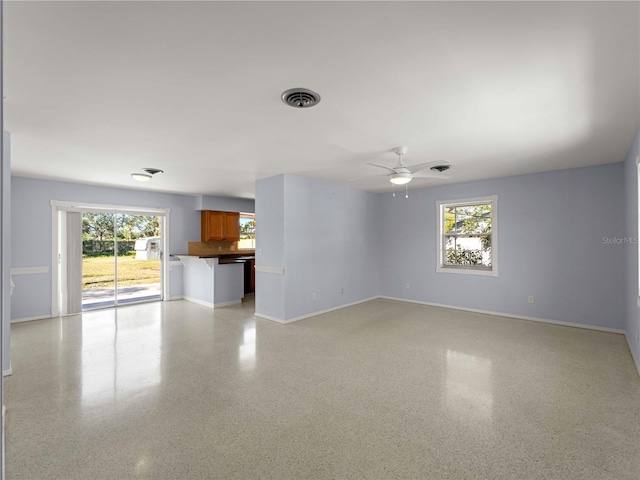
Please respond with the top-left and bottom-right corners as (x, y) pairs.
(179, 210), (255, 308)
(180, 255), (245, 308)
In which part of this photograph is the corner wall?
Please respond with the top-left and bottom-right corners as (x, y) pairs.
(254, 175), (285, 320)
(282, 175), (380, 320)
(2, 133), (10, 375)
(623, 129), (640, 373)
(255, 174), (380, 322)
(379, 163), (626, 331)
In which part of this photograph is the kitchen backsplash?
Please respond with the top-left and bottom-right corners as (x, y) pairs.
(188, 240), (254, 256)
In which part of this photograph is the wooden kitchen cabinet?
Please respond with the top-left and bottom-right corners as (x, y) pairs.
(201, 211), (240, 242)
(224, 212), (240, 240)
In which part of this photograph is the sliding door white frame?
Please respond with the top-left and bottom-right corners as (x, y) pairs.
(50, 200), (170, 317)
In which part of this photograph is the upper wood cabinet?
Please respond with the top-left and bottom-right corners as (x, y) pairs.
(224, 212), (240, 240)
(201, 211), (240, 242)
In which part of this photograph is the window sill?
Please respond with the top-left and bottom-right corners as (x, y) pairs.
(436, 265), (498, 277)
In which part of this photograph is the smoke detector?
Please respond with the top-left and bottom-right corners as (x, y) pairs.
(281, 88), (321, 108)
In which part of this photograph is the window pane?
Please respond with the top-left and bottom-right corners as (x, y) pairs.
(442, 203), (492, 268)
(239, 213), (255, 249)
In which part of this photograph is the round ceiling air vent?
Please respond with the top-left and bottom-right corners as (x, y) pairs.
(430, 165), (451, 173)
(281, 88), (321, 108)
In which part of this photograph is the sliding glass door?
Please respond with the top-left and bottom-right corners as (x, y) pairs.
(81, 212), (162, 310)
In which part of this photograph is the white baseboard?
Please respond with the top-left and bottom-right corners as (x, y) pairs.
(182, 296), (214, 308)
(10, 314), (51, 324)
(256, 296), (379, 325)
(624, 332), (640, 378)
(182, 296), (242, 308)
(166, 295), (184, 301)
(254, 312), (286, 324)
(2, 367), (11, 377)
(214, 299), (242, 308)
(379, 296), (626, 334)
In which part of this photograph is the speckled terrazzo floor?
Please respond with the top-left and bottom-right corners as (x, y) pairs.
(4, 298), (640, 479)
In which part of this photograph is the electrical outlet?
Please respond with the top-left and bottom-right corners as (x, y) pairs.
(405, 282), (410, 289)
(312, 292), (316, 300)
(528, 296), (534, 304)
(341, 288), (344, 294)
(258, 249), (263, 255)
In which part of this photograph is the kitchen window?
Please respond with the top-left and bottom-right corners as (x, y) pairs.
(238, 213), (255, 250)
(436, 195), (498, 276)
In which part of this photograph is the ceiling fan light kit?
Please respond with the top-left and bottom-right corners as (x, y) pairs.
(389, 172), (412, 185)
(366, 146), (451, 188)
(131, 173), (152, 182)
(131, 167), (164, 182)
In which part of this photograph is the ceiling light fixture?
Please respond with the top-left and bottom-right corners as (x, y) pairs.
(131, 173), (152, 182)
(131, 168), (163, 182)
(389, 172), (412, 185)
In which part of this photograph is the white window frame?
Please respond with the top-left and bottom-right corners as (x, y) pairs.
(436, 195), (498, 277)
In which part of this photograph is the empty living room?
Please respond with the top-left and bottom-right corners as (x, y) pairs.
(0, 1), (639, 479)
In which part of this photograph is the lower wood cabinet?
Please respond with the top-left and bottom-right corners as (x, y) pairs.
(201, 210), (240, 242)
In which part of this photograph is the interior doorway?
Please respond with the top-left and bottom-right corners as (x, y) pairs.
(81, 213), (162, 310)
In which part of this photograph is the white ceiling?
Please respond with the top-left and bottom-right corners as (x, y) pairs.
(4, 1), (639, 199)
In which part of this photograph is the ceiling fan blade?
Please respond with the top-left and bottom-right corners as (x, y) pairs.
(406, 160), (451, 174)
(367, 162), (398, 174)
(412, 171), (452, 179)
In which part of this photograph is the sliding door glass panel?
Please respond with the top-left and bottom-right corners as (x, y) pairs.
(81, 212), (162, 310)
(82, 212), (116, 310)
(115, 214), (162, 305)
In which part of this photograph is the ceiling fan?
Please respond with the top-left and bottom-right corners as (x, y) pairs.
(367, 147), (451, 185)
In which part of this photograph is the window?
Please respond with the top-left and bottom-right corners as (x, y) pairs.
(238, 213), (256, 250)
(436, 195), (498, 276)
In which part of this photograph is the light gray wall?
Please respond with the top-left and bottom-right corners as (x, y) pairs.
(254, 175), (285, 320)
(11, 176), (200, 321)
(213, 262), (244, 306)
(255, 174), (380, 322)
(182, 256), (214, 306)
(195, 194), (255, 213)
(623, 129), (640, 371)
(379, 163), (626, 330)
(3, 132), (11, 373)
(282, 175), (380, 320)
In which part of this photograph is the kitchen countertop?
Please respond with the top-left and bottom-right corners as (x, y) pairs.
(173, 252), (254, 259)
(218, 256), (255, 264)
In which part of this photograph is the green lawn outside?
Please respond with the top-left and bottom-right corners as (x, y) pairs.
(82, 255), (161, 289)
